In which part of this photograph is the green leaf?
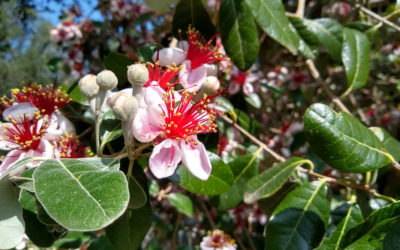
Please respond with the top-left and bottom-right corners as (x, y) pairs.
(244, 93), (262, 108)
(307, 18), (343, 62)
(33, 158), (129, 231)
(100, 115), (122, 153)
(137, 43), (159, 62)
(0, 156), (40, 180)
(317, 203), (363, 250)
(215, 96), (234, 113)
(128, 176), (147, 209)
(341, 201), (400, 248)
(289, 17), (319, 59)
(172, 0), (215, 41)
(244, 0), (299, 54)
(341, 28), (371, 94)
(218, 151), (261, 210)
(265, 181), (330, 249)
(106, 166), (152, 250)
(345, 215), (400, 250)
(143, 0), (178, 13)
(304, 103), (393, 173)
(235, 108), (260, 134)
(0, 179), (25, 249)
(178, 152), (234, 195)
(370, 127), (400, 161)
(219, 0), (259, 71)
(103, 52), (135, 82)
(68, 82), (89, 106)
(167, 193), (194, 217)
(87, 235), (115, 250)
(244, 157), (312, 204)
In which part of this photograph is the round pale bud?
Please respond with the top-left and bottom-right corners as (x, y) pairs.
(152, 48), (186, 66)
(202, 76), (220, 96)
(122, 96), (138, 117)
(96, 70), (118, 90)
(127, 63), (149, 87)
(79, 74), (99, 98)
(109, 92), (138, 121)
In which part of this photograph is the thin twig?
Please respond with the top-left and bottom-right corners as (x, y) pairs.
(354, 3), (400, 32)
(220, 115), (286, 163)
(348, 93), (370, 125)
(295, 0), (306, 18)
(171, 212), (182, 250)
(77, 125), (94, 139)
(197, 196), (216, 230)
(306, 60), (351, 113)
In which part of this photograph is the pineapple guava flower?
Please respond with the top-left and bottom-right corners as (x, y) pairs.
(53, 132), (92, 158)
(7, 84), (74, 142)
(49, 21), (82, 44)
(0, 113), (53, 176)
(132, 85), (217, 180)
(200, 230), (237, 250)
(152, 26), (225, 91)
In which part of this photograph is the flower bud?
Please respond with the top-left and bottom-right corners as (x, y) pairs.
(109, 92), (138, 121)
(96, 70), (118, 90)
(127, 63), (149, 87)
(193, 76), (220, 102)
(79, 74), (99, 98)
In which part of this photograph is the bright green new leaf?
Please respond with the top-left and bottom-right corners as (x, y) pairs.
(33, 158), (129, 231)
(341, 28), (371, 95)
(265, 181), (330, 249)
(304, 103), (393, 173)
(0, 179), (25, 249)
(167, 193), (194, 217)
(307, 18), (343, 62)
(178, 152), (234, 195)
(317, 203), (363, 250)
(219, 0), (259, 71)
(244, 157), (312, 204)
(244, 0), (300, 54)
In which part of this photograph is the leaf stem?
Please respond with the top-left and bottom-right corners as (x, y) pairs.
(197, 195), (216, 230)
(352, 3), (400, 32)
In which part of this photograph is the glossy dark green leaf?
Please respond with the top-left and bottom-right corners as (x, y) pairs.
(341, 202), (400, 248)
(178, 152), (234, 195)
(137, 43), (159, 62)
(259, 182), (298, 216)
(265, 181), (330, 250)
(244, 157), (312, 204)
(172, 0), (215, 41)
(289, 17), (319, 59)
(0, 179), (25, 249)
(307, 18), (343, 62)
(106, 166), (152, 250)
(219, 0), (259, 71)
(304, 103), (393, 173)
(235, 108), (260, 134)
(370, 127), (400, 161)
(345, 215), (400, 250)
(87, 235), (115, 250)
(317, 203), (363, 250)
(103, 52), (135, 82)
(33, 158), (129, 231)
(167, 193), (194, 217)
(128, 176), (147, 209)
(218, 151), (260, 210)
(215, 96), (234, 113)
(341, 28), (371, 95)
(244, 0), (299, 54)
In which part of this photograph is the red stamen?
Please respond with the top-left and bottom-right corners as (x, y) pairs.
(186, 26), (226, 70)
(160, 89), (218, 146)
(145, 62), (182, 90)
(1, 113), (49, 151)
(11, 83), (71, 116)
(55, 132), (92, 158)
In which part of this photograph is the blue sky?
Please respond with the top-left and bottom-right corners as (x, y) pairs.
(36, 0), (103, 24)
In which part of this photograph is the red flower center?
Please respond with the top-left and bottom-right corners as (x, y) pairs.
(12, 83), (71, 116)
(185, 26), (226, 70)
(2, 113), (49, 151)
(145, 62), (182, 90)
(160, 89), (217, 145)
(56, 132), (91, 158)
